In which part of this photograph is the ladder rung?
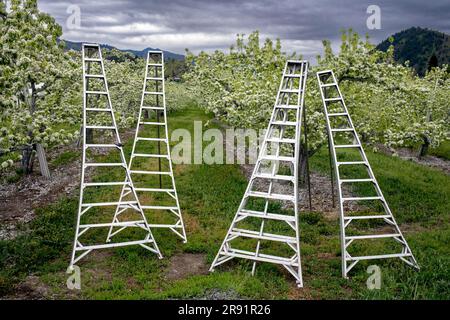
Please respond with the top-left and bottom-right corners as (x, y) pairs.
(130, 170), (171, 175)
(85, 91), (108, 95)
(342, 196), (382, 201)
(84, 58), (102, 62)
(221, 249), (299, 266)
(85, 108), (112, 112)
(142, 106), (165, 111)
(84, 163), (124, 167)
(230, 228), (297, 244)
(75, 239), (154, 251)
(275, 106), (299, 110)
(139, 122), (166, 126)
(331, 128), (354, 132)
(340, 178), (374, 183)
(85, 74), (104, 78)
(324, 97), (341, 102)
(346, 253), (411, 262)
(261, 155), (295, 162)
(144, 91), (163, 95)
(328, 113), (348, 117)
(85, 126), (116, 130)
(128, 188), (175, 193)
(247, 191), (294, 202)
(86, 144), (119, 148)
(132, 153), (169, 159)
(239, 209), (296, 222)
(344, 215), (391, 220)
(321, 83), (337, 87)
(266, 137), (296, 144)
(253, 173), (294, 182)
(80, 221), (145, 229)
(334, 144), (360, 149)
(140, 205), (178, 210)
(148, 63), (163, 67)
(136, 137), (166, 142)
(82, 201), (137, 207)
(284, 74), (304, 78)
(146, 77), (163, 81)
(337, 161), (367, 166)
(271, 121), (297, 126)
(84, 182), (130, 187)
(346, 233), (401, 241)
(280, 89), (300, 94)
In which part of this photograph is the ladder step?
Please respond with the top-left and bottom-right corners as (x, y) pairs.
(284, 74), (304, 78)
(75, 239), (154, 251)
(261, 155), (295, 162)
(85, 108), (112, 112)
(136, 137), (167, 142)
(146, 77), (163, 81)
(86, 144), (120, 149)
(84, 182), (130, 187)
(320, 83), (337, 88)
(148, 63), (163, 67)
(85, 126), (115, 130)
(86, 91), (108, 95)
(337, 161), (367, 166)
(128, 188), (175, 193)
(340, 178), (374, 183)
(280, 89), (300, 94)
(85, 74), (104, 78)
(342, 196), (382, 201)
(80, 220), (145, 229)
(346, 233), (401, 241)
(334, 144), (360, 148)
(344, 215), (392, 220)
(266, 137), (296, 144)
(130, 170), (171, 175)
(84, 163), (125, 167)
(275, 105), (299, 110)
(331, 128), (354, 132)
(142, 106), (165, 111)
(140, 205), (178, 210)
(144, 91), (163, 95)
(347, 253), (411, 262)
(247, 191), (294, 202)
(230, 228), (297, 244)
(324, 97), (342, 102)
(221, 248), (299, 266)
(253, 173), (294, 182)
(82, 201), (137, 207)
(140, 122), (166, 126)
(84, 58), (102, 62)
(271, 121), (297, 126)
(328, 112), (348, 117)
(133, 153), (169, 159)
(239, 209), (296, 222)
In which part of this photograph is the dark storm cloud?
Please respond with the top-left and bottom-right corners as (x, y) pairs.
(38, 0), (450, 61)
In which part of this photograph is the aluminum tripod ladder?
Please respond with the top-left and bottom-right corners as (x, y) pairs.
(316, 70), (419, 278)
(210, 61), (309, 287)
(70, 44), (162, 268)
(108, 51), (187, 243)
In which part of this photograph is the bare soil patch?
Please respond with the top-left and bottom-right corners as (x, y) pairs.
(165, 253), (209, 281)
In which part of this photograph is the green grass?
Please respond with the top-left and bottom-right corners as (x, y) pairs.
(430, 140), (450, 160)
(1, 106), (449, 299)
(51, 150), (80, 167)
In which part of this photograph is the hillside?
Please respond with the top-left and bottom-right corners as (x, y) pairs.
(377, 27), (450, 76)
(61, 39), (185, 61)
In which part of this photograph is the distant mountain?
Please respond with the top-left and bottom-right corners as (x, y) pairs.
(61, 39), (185, 61)
(377, 27), (450, 76)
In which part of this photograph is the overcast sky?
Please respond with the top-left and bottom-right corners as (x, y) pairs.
(38, 0), (450, 61)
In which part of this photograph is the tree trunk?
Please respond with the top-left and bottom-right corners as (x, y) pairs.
(418, 135), (430, 159)
(36, 143), (51, 179)
(21, 145), (35, 174)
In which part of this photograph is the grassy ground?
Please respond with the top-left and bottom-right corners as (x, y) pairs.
(0, 107), (449, 299)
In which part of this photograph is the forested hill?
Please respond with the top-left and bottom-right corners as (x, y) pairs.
(377, 27), (450, 76)
(61, 39), (185, 61)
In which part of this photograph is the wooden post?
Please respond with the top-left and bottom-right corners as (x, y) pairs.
(36, 143), (51, 179)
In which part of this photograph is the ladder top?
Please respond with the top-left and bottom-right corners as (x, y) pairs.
(147, 50), (163, 54)
(287, 59), (308, 64)
(317, 69), (334, 75)
(83, 43), (100, 48)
